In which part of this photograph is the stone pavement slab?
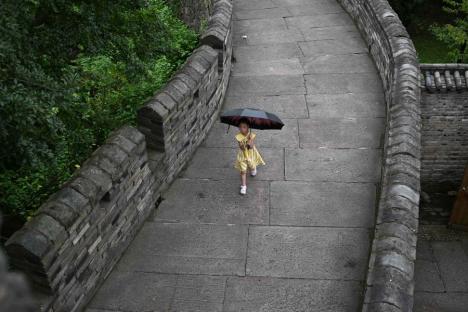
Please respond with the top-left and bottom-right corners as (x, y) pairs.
(414, 259), (445, 292)
(235, 0), (276, 10)
(301, 54), (376, 74)
(227, 75), (306, 96)
(302, 25), (361, 41)
(246, 226), (370, 279)
(153, 179), (270, 225)
(224, 95), (308, 119)
(414, 292), (468, 312)
(233, 29), (305, 46)
(204, 119), (299, 148)
(89, 271), (176, 312)
(181, 147), (284, 181)
(286, 3), (343, 16)
(285, 13), (353, 30)
(305, 73), (384, 94)
(89, 272), (226, 312)
(306, 93), (385, 118)
(232, 59), (304, 76)
(285, 148), (381, 182)
(116, 223), (248, 276)
(432, 241), (468, 292)
(298, 117), (384, 148)
(234, 7), (290, 20)
(298, 38), (367, 56)
(233, 43), (302, 62)
(224, 277), (362, 312)
(234, 18), (287, 34)
(270, 181), (376, 227)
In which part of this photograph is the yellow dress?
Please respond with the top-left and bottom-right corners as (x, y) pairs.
(234, 132), (266, 173)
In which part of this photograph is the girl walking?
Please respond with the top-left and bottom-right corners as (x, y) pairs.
(234, 118), (265, 195)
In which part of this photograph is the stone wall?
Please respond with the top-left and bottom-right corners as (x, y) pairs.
(4, 1), (233, 311)
(419, 64), (468, 223)
(337, 0), (421, 311)
(0, 215), (35, 312)
(420, 64), (468, 191)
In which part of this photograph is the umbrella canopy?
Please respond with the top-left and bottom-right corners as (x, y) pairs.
(220, 108), (284, 130)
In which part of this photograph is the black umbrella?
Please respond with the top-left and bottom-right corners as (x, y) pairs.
(220, 108), (284, 130)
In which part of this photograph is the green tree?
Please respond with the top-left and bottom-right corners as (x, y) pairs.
(0, 0), (197, 222)
(432, 0), (468, 63)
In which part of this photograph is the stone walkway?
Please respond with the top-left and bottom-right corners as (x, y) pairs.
(87, 0), (385, 310)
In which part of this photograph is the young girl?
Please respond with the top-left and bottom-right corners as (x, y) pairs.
(234, 118), (265, 195)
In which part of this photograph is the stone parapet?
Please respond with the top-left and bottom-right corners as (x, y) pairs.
(337, 0), (421, 311)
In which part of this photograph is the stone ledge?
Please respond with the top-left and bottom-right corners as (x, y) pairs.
(336, 0), (421, 311)
(200, 0), (233, 49)
(420, 63), (468, 92)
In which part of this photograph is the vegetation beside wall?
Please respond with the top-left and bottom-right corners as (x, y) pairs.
(0, 0), (198, 228)
(389, 0), (467, 63)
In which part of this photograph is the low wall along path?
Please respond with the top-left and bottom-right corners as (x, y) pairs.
(89, 0), (387, 310)
(4, 0), (421, 311)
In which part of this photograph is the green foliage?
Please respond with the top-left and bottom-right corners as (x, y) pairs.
(0, 0), (198, 221)
(432, 0), (468, 62)
(388, 0), (426, 26)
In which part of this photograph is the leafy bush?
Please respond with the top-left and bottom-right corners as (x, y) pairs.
(432, 0), (468, 63)
(0, 0), (198, 221)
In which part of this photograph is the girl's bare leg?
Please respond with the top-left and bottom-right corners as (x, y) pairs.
(241, 172), (247, 186)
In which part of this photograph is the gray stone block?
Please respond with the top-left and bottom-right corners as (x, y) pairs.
(116, 222), (248, 276)
(270, 181), (376, 227)
(285, 148), (382, 182)
(154, 179), (269, 225)
(246, 226), (370, 280)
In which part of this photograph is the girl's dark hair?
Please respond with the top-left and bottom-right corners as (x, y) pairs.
(239, 118), (250, 126)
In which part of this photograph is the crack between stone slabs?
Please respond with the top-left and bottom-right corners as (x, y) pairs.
(430, 241), (448, 292)
(244, 225), (250, 277)
(365, 300), (402, 311)
(415, 290), (468, 294)
(177, 177), (380, 184)
(130, 269), (366, 283)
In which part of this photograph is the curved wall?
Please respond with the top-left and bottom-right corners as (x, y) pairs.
(5, 1), (233, 311)
(336, 0), (422, 311)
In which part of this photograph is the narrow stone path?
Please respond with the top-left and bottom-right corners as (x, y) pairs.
(87, 0), (385, 310)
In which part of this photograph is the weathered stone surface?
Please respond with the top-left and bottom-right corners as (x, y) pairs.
(298, 37), (366, 56)
(232, 58), (304, 76)
(302, 54), (376, 74)
(414, 259), (445, 292)
(270, 181), (376, 227)
(116, 223), (248, 276)
(432, 241), (468, 292)
(306, 93), (385, 118)
(234, 18), (287, 34)
(285, 13), (353, 29)
(224, 95), (308, 118)
(305, 73), (384, 94)
(154, 179), (269, 225)
(285, 148), (382, 182)
(246, 226), (370, 279)
(302, 25), (360, 41)
(414, 292), (468, 312)
(228, 75), (306, 95)
(204, 119), (299, 148)
(182, 147), (284, 181)
(298, 117), (385, 148)
(233, 43), (302, 62)
(224, 277), (362, 312)
(233, 29), (305, 46)
(234, 7), (290, 20)
(89, 272), (226, 312)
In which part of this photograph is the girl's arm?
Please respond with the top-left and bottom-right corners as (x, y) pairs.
(238, 141), (246, 150)
(247, 133), (255, 147)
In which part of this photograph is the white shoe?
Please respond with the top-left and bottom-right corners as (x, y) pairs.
(250, 168), (257, 177)
(240, 185), (247, 195)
